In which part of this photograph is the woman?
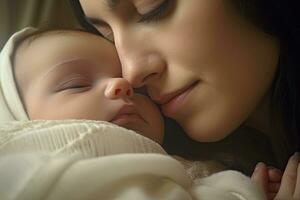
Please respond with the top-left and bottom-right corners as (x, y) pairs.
(70, 0), (299, 197)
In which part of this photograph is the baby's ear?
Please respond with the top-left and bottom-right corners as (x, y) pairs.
(251, 162), (268, 193)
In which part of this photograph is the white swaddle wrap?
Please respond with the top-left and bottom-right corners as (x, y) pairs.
(0, 27), (37, 124)
(0, 120), (266, 200)
(0, 120), (166, 156)
(0, 28), (266, 200)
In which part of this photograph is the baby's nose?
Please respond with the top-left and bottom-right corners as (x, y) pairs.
(105, 78), (134, 100)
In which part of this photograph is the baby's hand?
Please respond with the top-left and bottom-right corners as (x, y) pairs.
(274, 152), (300, 200)
(251, 162), (282, 200)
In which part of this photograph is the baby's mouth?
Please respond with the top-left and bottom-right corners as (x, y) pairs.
(110, 105), (146, 126)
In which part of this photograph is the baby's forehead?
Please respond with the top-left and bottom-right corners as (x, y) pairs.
(15, 29), (117, 69)
(14, 29), (119, 88)
(17, 29), (110, 53)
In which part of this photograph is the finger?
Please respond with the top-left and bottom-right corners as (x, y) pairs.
(251, 162), (268, 193)
(267, 192), (277, 200)
(294, 161), (300, 199)
(276, 153), (299, 199)
(268, 167), (283, 182)
(268, 182), (280, 193)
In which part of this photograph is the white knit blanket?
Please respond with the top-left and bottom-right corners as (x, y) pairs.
(0, 120), (266, 200)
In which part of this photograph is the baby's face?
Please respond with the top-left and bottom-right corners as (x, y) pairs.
(14, 30), (164, 144)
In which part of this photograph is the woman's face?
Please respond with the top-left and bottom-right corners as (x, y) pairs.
(80, 0), (280, 142)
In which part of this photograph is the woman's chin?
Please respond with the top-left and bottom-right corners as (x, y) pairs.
(182, 121), (234, 143)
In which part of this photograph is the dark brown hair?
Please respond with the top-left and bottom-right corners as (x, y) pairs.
(232, 0), (300, 151)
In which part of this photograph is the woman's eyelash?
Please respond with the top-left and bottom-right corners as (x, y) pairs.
(138, 0), (170, 23)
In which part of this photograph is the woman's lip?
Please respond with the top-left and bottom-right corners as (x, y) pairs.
(157, 81), (199, 105)
(161, 81), (199, 115)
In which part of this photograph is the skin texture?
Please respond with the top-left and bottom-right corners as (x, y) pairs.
(14, 31), (164, 144)
(79, 0), (280, 142)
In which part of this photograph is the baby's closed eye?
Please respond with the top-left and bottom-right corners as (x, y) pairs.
(54, 74), (92, 93)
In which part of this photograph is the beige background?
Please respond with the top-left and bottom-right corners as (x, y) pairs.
(0, 0), (79, 49)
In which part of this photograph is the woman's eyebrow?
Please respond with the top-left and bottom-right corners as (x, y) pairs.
(105, 0), (120, 9)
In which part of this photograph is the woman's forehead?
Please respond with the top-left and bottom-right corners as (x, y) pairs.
(79, 0), (142, 14)
(80, 0), (120, 10)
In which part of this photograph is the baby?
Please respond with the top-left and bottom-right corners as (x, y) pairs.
(13, 28), (164, 145)
(0, 27), (281, 199)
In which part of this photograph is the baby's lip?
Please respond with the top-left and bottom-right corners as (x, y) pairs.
(110, 104), (146, 124)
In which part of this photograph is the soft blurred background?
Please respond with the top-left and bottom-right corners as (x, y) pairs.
(0, 0), (79, 49)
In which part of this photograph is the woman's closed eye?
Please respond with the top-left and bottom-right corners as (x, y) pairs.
(89, 0), (171, 42)
(138, 0), (171, 23)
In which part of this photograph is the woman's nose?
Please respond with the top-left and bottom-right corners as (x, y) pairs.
(122, 53), (166, 88)
(114, 30), (166, 88)
(105, 78), (134, 100)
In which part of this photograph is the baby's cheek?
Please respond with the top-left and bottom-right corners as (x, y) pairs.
(139, 96), (164, 144)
